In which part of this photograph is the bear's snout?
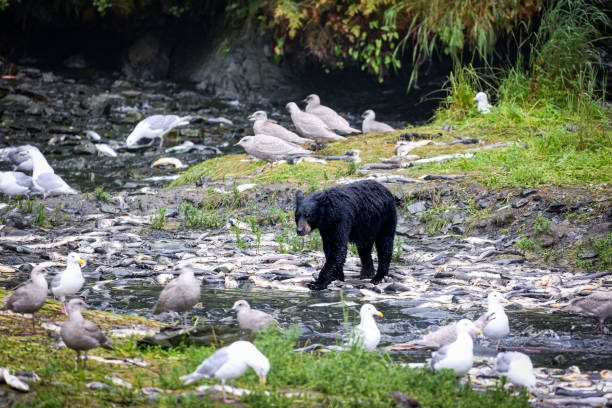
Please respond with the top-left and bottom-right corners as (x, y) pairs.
(296, 217), (311, 236)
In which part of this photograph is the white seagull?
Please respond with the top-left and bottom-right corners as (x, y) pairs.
(474, 92), (492, 114)
(361, 110), (395, 134)
(21, 149), (78, 199)
(0, 171), (32, 198)
(481, 291), (510, 349)
(495, 351), (536, 391)
(126, 115), (194, 149)
(248, 111), (313, 145)
(349, 304), (383, 352)
(430, 319), (482, 377)
(286, 102), (345, 144)
(304, 94), (360, 134)
(51, 252), (86, 315)
(180, 341), (270, 403)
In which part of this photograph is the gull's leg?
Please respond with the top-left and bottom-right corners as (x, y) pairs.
(75, 351), (80, 370)
(223, 379), (236, 403)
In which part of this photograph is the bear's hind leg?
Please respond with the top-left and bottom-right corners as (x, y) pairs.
(357, 242), (375, 279)
(372, 234), (394, 285)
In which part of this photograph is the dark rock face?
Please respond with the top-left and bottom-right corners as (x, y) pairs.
(123, 33), (171, 81)
(174, 27), (296, 103)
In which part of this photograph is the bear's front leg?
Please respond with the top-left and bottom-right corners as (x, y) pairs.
(307, 228), (349, 290)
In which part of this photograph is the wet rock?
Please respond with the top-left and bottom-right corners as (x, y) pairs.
(521, 189), (538, 197)
(86, 381), (114, 391)
(0, 94), (41, 114)
(406, 201), (427, 214)
(74, 140), (97, 155)
(99, 204), (119, 215)
(512, 198), (529, 208)
(452, 225), (466, 235)
(84, 93), (123, 113)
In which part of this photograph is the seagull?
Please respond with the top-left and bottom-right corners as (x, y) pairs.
(20, 149), (77, 199)
(389, 313), (493, 350)
(430, 319), (482, 376)
(231, 300), (277, 332)
(52, 253), (86, 315)
(153, 264), (201, 327)
(481, 291), (510, 349)
(235, 135), (312, 163)
(248, 111), (313, 145)
(474, 92), (492, 114)
(1, 265), (48, 335)
(180, 340), (270, 403)
(60, 299), (112, 369)
(495, 352), (536, 391)
(0, 171), (32, 198)
(566, 291), (612, 333)
(126, 115), (194, 149)
(286, 102), (346, 144)
(349, 304), (383, 352)
(303, 94), (360, 134)
(361, 110), (395, 134)
(0, 145), (39, 172)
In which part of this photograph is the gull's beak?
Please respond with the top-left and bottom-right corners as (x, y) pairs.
(234, 142), (241, 147)
(247, 114), (256, 121)
(377, 312), (383, 317)
(78, 259), (86, 266)
(476, 329), (483, 335)
(505, 299), (510, 305)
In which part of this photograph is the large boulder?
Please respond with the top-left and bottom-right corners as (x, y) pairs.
(122, 33), (171, 81)
(176, 26), (296, 103)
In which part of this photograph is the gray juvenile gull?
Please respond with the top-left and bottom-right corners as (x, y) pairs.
(21, 149), (78, 199)
(286, 102), (346, 144)
(349, 303), (383, 352)
(474, 92), (492, 114)
(60, 299), (112, 369)
(235, 135), (312, 163)
(429, 319), (481, 377)
(153, 264), (201, 327)
(52, 252), (86, 315)
(0, 171), (32, 198)
(126, 114), (193, 149)
(481, 291), (510, 349)
(566, 291), (612, 333)
(390, 313), (492, 350)
(248, 111), (313, 145)
(0, 145), (40, 172)
(1, 265), (48, 335)
(495, 351), (536, 391)
(361, 110), (395, 134)
(231, 300), (277, 332)
(180, 340), (269, 403)
(304, 94), (360, 134)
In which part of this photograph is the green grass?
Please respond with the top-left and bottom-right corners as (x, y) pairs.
(0, 291), (528, 407)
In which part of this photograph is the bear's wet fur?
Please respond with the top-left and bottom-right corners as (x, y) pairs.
(295, 180), (397, 290)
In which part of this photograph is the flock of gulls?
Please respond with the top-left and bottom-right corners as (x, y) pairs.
(2, 253), (611, 400)
(1, 90), (610, 402)
(0, 92), (399, 197)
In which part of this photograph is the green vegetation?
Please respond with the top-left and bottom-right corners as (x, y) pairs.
(0, 292), (528, 407)
(171, 0), (609, 191)
(515, 236), (535, 254)
(93, 186), (110, 202)
(576, 233), (612, 271)
(180, 202), (223, 229)
(150, 207), (167, 230)
(35, 203), (50, 227)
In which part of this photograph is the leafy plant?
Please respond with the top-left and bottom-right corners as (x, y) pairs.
(393, 237), (403, 261)
(35, 203), (50, 226)
(515, 236), (535, 253)
(232, 225), (247, 249)
(93, 186), (110, 202)
(150, 207), (167, 230)
(534, 214), (552, 235)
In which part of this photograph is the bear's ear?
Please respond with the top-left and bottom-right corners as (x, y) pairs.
(295, 190), (304, 206)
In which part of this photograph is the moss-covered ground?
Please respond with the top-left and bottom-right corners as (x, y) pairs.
(0, 289), (529, 407)
(171, 102), (610, 190)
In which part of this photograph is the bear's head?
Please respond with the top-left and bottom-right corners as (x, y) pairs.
(295, 190), (323, 236)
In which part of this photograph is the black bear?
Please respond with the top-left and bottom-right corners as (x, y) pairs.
(295, 180), (397, 290)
